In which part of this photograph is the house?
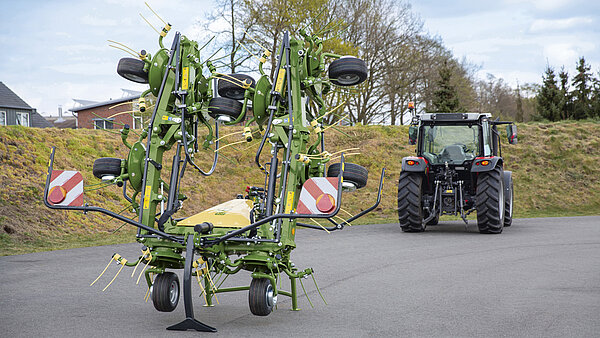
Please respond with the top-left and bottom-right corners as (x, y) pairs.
(70, 90), (145, 129)
(0, 82), (52, 128)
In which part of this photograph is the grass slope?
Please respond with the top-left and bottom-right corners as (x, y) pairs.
(1, 121), (599, 255)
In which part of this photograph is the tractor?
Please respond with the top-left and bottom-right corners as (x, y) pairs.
(397, 111), (517, 234)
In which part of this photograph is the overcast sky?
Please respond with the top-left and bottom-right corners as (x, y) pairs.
(0, 0), (598, 116)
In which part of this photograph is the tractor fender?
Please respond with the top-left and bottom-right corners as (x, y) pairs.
(401, 157), (428, 173)
(471, 156), (502, 173)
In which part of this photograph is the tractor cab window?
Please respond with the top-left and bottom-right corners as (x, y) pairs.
(422, 125), (479, 165)
(481, 120), (492, 156)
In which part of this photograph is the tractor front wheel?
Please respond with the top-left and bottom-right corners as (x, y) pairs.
(151, 272), (180, 312)
(397, 172), (425, 232)
(476, 166), (505, 234)
(249, 278), (276, 316)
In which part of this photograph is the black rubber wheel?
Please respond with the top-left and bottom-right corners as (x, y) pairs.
(151, 272), (180, 312)
(93, 157), (122, 179)
(218, 73), (256, 100)
(327, 162), (368, 189)
(476, 166), (505, 234)
(117, 57), (148, 83)
(397, 172), (425, 232)
(249, 278), (275, 316)
(328, 57), (368, 86)
(503, 171), (513, 227)
(208, 97), (243, 122)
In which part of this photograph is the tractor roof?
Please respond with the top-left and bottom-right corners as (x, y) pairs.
(417, 112), (491, 122)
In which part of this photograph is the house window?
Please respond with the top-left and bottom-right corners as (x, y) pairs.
(0, 111), (6, 126)
(16, 112), (29, 127)
(93, 118), (114, 130)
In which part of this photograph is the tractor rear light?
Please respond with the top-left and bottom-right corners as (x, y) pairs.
(481, 160), (489, 166)
(407, 160), (416, 166)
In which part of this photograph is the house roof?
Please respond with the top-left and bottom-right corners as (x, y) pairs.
(0, 81), (32, 110)
(70, 94), (140, 112)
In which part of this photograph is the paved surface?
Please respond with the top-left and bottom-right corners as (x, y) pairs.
(1, 216), (599, 337)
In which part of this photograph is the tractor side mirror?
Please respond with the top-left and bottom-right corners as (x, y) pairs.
(507, 124), (517, 144)
(408, 125), (418, 145)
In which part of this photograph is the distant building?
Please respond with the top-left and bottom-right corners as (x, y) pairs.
(0, 82), (52, 128)
(70, 90), (145, 129)
(46, 106), (77, 129)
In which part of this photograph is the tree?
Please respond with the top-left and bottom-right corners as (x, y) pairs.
(536, 65), (561, 121)
(515, 83), (523, 122)
(558, 67), (571, 119)
(571, 56), (593, 119)
(431, 60), (461, 112)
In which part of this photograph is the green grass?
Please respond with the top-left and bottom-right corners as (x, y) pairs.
(1, 121), (599, 255)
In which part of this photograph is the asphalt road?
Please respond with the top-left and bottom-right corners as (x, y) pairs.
(1, 216), (599, 337)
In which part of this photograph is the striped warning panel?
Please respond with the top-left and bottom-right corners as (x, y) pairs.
(47, 170), (84, 206)
(296, 177), (339, 215)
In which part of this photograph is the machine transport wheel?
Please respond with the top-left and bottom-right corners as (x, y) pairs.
(476, 166), (505, 234)
(218, 73), (256, 100)
(327, 162), (368, 189)
(249, 278), (276, 316)
(208, 97), (243, 122)
(92, 158), (122, 179)
(152, 272), (180, 312)
(397, 172), (426, 232)
(117, 57), (149, 83)
(503, 171), (514, 227)
(328, 57), (368, 86)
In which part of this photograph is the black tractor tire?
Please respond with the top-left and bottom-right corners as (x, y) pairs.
(151, 272), (180, 312)
(208, 97), (243, 121)
(503, 171), (514, 227)
(93, 157), (122, 179)
(397, 172), (425, 232)
(218, 73), (256, 100)
(327, 162), (368, 189)
(117, 57), (149, 83)
(328, 57), (368, 86)
(476, 166), (505, 234)
(249, 278), (275, 316)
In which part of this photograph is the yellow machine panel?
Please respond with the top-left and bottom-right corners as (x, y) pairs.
(177, 199), (254, 228)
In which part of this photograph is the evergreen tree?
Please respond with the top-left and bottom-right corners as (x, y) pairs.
(591, 71), (600, 118)
(515, 83), (524, 122)
(571, 56), (592, 119)
(536, 65), (561, 121)
(431, 60), (461, 112)
(558, 67), (572, 119)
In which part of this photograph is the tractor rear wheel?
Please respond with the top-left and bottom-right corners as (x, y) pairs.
(503, 171), (514, 227)
(218, 73), (255, 100)
(117, 57), (148, 84)
(93, 158), (122, 179)
(327, 162), (368, 189)
(249, 278), (275, 316)
(151, 272), (180, 312)
(397, 172), (425, 232)
(476, 166), (505, 234)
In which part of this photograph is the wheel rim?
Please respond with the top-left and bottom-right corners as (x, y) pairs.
(124, 73), (146, 83)
(337, 74), (360, 85)
(498, 180), (505, 226)
(265, 283), (275, 308)
(169, 280), (179, 305)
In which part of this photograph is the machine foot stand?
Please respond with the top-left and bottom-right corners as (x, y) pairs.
(167, 317), (217, 332)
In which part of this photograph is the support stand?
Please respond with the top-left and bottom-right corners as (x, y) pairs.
(167, 235), (217, 332)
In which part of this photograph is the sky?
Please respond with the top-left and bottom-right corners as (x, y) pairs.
(0, 0), (598, 116)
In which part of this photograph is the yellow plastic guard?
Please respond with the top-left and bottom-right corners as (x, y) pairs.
(275, 69), (286, 93)
(181, 67), (189, 90)
(177, 199), (254, 228)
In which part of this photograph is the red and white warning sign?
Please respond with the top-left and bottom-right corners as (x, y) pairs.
(47, 170), (84, 206)
(296, 177), (339, 215)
